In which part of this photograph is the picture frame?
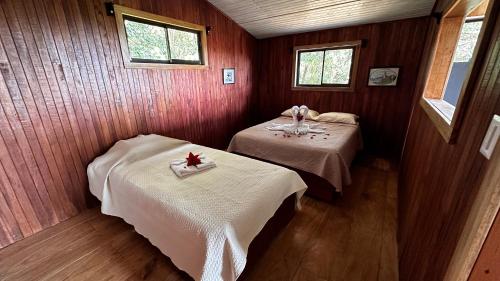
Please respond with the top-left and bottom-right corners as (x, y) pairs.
(368, 67), (400, 86)
(223, 68), (235, 84)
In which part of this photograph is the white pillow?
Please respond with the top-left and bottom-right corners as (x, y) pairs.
(315, 112), (358, 125)
(281, 108), (319, 120)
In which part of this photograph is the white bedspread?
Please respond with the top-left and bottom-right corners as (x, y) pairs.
(87, 134), (307, 281)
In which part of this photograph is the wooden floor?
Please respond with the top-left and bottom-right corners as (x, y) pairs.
(0, 158), (398, 281)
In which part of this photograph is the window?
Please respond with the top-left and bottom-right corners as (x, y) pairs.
(421, 0), (491, 142)
(442, 17), (483, 107)
(114, 5), (208, 69)
(292, 41), (361, 92)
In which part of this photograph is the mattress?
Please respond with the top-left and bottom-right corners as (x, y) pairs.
(87, 134), (307, 281)
(227, 117), (363, 192)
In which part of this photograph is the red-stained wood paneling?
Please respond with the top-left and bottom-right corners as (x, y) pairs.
(398, 0), (500, 280)
(254, 17), (430, 156)
(0, 0), (257, 247)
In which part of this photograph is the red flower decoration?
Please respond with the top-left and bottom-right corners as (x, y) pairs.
(186, 152), (202, 166)
(296, 113), (304, 122)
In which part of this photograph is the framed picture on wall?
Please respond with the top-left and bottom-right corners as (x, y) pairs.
(368, 67), (400, 86)
(223, 68), (235, 84)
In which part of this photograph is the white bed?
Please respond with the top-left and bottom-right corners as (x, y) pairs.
(87, 134), (307, 281)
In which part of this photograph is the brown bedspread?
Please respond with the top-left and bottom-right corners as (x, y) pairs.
(227, 117), (363, 192)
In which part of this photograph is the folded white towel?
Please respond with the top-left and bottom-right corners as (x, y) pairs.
(170, 154), (216, 178)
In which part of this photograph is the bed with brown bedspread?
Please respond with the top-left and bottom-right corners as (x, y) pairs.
(228, 116), (363, 195)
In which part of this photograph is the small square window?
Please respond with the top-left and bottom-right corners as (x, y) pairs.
(293, 41), (360, 92)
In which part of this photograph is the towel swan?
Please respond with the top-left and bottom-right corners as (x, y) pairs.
(266, 105), (325, 135)
(291, 105), (308, 128)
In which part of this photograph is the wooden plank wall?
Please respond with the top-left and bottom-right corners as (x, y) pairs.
(0, 0), (257, 248)
(398, 0), (500, 279)
(255, 17), (430, 156)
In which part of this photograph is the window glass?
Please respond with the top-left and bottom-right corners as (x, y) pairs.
(124, 19), (169, 61)
(295, 44), (357, 89)
(454, 19), (483, 62)
(419, 0), (489, 142)
(323, 48), (353, 84)
(115, 5), (208, 68)
(298, 51), (324, 85)
(168, 28), (201, 62)
(122, 16), (203, 65)
(443, 18), (483, 106)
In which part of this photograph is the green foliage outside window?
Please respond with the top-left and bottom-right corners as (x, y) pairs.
(323, 49), (353, 84)
(168, 29), (200, 61)
(299, 51), (324, 85)
(124, 18), (201, 63)
(453, 19), (483, 63)
(298, 48), (353, 86)
(125, 20), (169, 61)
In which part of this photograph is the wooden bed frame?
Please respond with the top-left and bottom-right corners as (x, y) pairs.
(240, 194), (296, 278)
(295, 169), (339, 202)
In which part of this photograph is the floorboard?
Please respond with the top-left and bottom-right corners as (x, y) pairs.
(0, 159), (398, 281)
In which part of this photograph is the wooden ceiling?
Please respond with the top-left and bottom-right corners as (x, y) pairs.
(207, 0), (436, 38)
